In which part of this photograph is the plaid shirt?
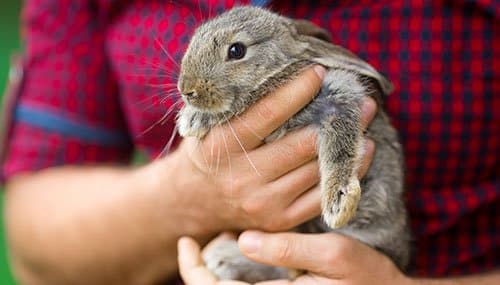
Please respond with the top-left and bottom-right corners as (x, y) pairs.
(2, 0), (499, 281)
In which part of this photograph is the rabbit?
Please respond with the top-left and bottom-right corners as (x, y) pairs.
(176, 6), (410, 283)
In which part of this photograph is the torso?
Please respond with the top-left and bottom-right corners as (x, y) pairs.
(103, 0), (499, 276)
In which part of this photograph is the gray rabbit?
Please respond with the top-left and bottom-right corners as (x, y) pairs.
(176, 6), (410, 283)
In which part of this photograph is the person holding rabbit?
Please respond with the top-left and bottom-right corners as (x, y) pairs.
(1, 1), (498, 284)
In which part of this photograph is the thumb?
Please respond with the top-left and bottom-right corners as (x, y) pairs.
(238, 231), (345, 278)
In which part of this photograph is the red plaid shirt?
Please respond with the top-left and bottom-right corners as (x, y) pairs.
(2, 0), (499, 281)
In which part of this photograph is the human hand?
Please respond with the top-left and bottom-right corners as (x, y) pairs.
(168, 65), (378, 237)
(235, 231), (411, 285)
(177, 230), (409, 285)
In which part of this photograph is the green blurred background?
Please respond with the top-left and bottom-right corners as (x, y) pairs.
(0, 3), (148, 283)
(1, 0), (22, 284)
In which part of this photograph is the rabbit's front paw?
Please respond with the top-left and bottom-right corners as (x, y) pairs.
(322, 176), (361, 228)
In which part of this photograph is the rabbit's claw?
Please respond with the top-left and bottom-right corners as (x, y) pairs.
(322, 176), (361, 229)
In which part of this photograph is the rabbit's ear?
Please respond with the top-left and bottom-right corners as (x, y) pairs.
(322, 47), (394, 95)
(314, 45), (395, 95)
(289, 20), (394, 95)
(291, 19), (332, 42)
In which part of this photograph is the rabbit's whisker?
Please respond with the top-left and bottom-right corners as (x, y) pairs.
(130, 56), (180, 79)
(197, 0), (205, 22)
(138, 100), (181, 137)
(230, 111), (265, 142)
(156, 90), (181, 100)
(220, 126), (234, 201)
(147, 83), (179, 88)
(127, 70), (178, 79)
(124, 84), (180, 108)
(206, 128), (214, 176)
(223, 113), (261, 177)
(198, 138), (211, 174)
(148, 73), (179, 80)
(165, 0), (200, 24)
(154, 37), (180, 70)
(215, 126), (222, 178)
(157, 123), (179, 159)
(142, 61), (176, 73)
(139, 91), (180, 113)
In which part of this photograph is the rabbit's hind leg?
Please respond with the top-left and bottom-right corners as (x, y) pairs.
(204, 239), (291, 283)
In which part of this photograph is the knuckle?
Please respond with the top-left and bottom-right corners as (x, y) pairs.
(278, 129), (317, 159)
(262, 218), (286, 232)
(275, 143), (295, 161)
(323, 248), (341, 266)
(220, 185), (234, 199)
(295, 136), (316, 157)
(221, 176), (244, 197)
(304, 163), (320, 182)
(261, 209), (295, 231)
(254, 101), (278, 122)
(241, 197), (266, 216)
(271, 237), (294, 263)
(323, 237), (350, 265)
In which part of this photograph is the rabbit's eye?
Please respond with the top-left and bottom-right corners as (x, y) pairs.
(227, 42), (246, 60)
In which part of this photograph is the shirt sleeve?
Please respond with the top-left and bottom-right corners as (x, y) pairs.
(1, 0), (133, 181)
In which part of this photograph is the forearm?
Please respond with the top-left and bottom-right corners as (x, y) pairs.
(4, 152), (209, 285)
(410, 270), (500, 285)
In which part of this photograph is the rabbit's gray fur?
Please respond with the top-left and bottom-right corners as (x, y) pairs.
(176, 6), (410, 282)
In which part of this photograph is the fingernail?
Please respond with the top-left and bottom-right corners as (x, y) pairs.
(364, 138), (375, 158)
(365, 138), (375, 152)
(239, 231), (262, 254)
(313, 65), (326, 79)
(218, 232), (237, 241)
(177, 236), (194, 251)
(361, 97), (376, 114)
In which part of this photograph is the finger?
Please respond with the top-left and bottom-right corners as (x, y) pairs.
(357, 139), (375, 179)
(249, 186), (320, 231)
(359, 96), (377, 130)
(238, 232), (348, 278)
(269, 160), (319, 206)
(243, 161), (319, 224)
(283, 186), (321, 228)
(208, 66), (325, 152)
(178, 236), (218, 285)
(248, 127), (318, 181)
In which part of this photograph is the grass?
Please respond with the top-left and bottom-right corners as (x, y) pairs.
(1, 1), (22, 284)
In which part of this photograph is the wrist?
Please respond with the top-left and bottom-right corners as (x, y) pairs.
(140, 149), (222, 240)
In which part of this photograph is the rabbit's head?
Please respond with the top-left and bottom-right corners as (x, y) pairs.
(178, 6), (392, 116)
